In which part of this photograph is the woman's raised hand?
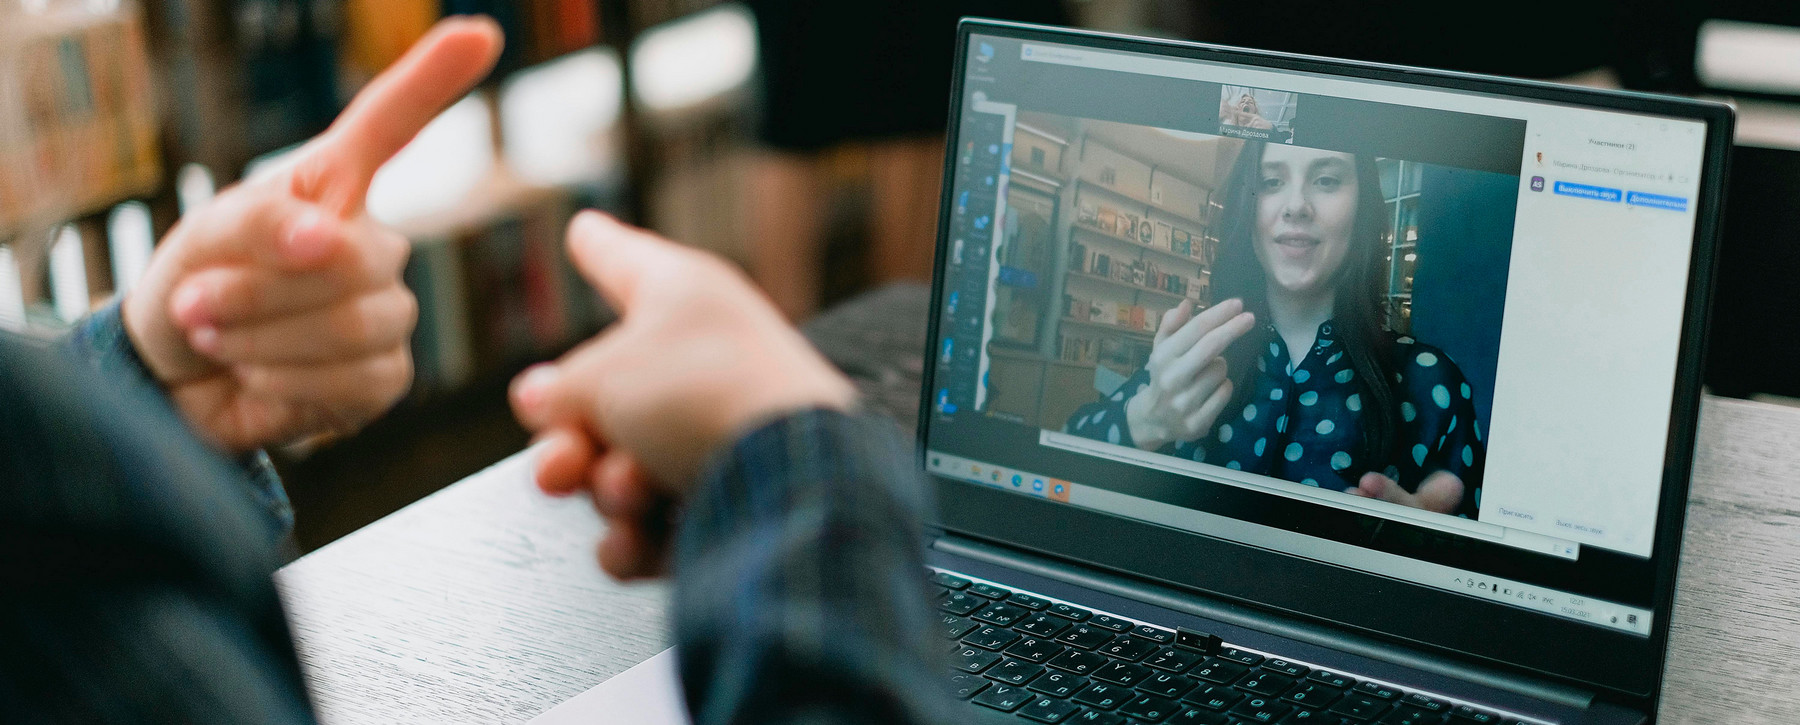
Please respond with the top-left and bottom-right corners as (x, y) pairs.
(1123, 298), (1257, 451)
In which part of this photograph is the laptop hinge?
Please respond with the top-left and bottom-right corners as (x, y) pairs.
(931, 533), (1598, 710)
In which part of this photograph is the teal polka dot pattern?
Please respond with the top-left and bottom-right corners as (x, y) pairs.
(1059, 324), (1488, 515)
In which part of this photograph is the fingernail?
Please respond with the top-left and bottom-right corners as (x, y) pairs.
(172, 284), (208, 327)
(190, 326), (221, 355)
(281, 211), (335, 265)
(514, 364), (559, 411)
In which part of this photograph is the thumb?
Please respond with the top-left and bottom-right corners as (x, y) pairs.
(565, 211), (709, 316)
(1356, 472), (1409, 505)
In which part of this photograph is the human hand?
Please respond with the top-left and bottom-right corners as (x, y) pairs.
(511, 212), (859, 579)
(1123, 298), (1256, 451)
(121, 17), (503, 453)
(1345, 470), (1465, 514)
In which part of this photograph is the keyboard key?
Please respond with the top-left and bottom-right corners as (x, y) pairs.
(1091, 660), (1150, 687)
(939, 614), (978, 640)
(1137, 672), (1198, 699)
(1048, 603), (1093, 621)
(1236, 671), (1296, 697)
(940, 592), (986, 616)
(974, 603), (1030, 627)
(1401, 694), (1446, 713)
(947, 671), (991, 699)
(1146, 647), (1203, 673)
(1329, 693), (1394, 720)
(930, 570), (971, 590)
(954, 646), (1003, 673)
(1308, 669), (1356, 689)
(1263, 658), (1311, 677)
(1009, 592), (1052, 610)
(1378, 705), (1441, 725)
(933, 587), (950, 600)
(1231, 695), (1293, 723)
(1071, 711), (1125, 724)
(1087, 614), (1133, 632)
(1119, 694), (1181, 722)
(1018, 696), (1081, 723)
(1073, 682), (1132, 710)
(1047, 649), (1108, 675)
(965, 625), (1022, 650)
(1282, 683), (1344, 709)
(1190, 659), (1249, 684)
(1132, 625), (1175, 643)
(1096, 635), (1157, 662)
(987, 659), (1045, 686)
(1216, 647), (1266, 666)
(1054, 625), (1115, 650)
(1448, 705), (1502, 724)
(1181, 683), (1244, 711)
(973, 684), (1032, 712)
(1005, 637), (1066, 664)
(1168, 707), (1231, 724)
(1353, 682), (1402, 700)
(971, 583), (1014, 599)
(1028, 670), (1088, 698)
(1017, 613), (1072, 638)
(1283, 709), (1356, 724)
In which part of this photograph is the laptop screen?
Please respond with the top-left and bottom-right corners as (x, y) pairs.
(925, 32), (1711, 638)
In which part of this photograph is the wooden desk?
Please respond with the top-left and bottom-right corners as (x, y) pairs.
(278, 283), (1800, 724)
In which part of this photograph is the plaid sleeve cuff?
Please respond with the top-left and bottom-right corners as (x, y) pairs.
(672, 408), (954, 725)
(64, 300), (295, 538)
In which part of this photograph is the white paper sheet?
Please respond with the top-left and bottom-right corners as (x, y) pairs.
(528, 647), (691, 725)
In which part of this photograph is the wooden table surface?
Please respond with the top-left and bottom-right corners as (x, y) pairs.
(277, 283), (1800, 724)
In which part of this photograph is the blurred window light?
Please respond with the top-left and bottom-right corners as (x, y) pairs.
(1698, 20), (1800, 95)
(177, 163), (217, 216)
(629, 3), (756, 113)
(0, 246), (23, 332)
(500, 48), (623, 187)
(107, 201), (153, 294)
(366, 93), (496, 226)
(48, 224), (87, 322)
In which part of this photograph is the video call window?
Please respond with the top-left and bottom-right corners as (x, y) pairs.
(976, 110), (1517, 524)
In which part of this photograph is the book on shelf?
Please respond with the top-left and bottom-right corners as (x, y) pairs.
(1, 3), (161, 236)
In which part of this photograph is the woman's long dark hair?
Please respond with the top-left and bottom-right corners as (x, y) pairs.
(1212, 141), (1398, 465)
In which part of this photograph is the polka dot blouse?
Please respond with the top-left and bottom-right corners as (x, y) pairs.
(1066, 320), (1487, 517)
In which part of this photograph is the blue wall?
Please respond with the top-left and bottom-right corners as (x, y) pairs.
(1409, 166), (1518, 429)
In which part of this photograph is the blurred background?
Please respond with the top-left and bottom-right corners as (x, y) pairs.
(3, 0), (1797, 553)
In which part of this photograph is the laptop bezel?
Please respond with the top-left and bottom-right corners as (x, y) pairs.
(915, 18), (1732, 706)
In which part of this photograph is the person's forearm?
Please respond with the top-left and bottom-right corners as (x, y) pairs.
(64, 301), (295, 537)
(672, 409), (952, 725)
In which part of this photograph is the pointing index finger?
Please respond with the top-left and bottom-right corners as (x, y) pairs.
(294, 16), (505, 215)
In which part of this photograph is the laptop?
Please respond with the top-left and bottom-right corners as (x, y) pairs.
(918, 19), (1731, 725)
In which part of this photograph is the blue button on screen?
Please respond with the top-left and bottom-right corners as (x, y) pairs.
(1553, 181), (1622, 202)
(1625, 191), (1687, 211)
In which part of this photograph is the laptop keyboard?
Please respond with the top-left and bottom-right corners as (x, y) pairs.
(930, 569), (1547, 725)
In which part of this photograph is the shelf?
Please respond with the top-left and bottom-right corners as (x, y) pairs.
(1060, 317), (1155, 340)
(1076, 180), (1207, 227)
(1073, 225), (1208, 266)
(1066, 271), (1189, 301)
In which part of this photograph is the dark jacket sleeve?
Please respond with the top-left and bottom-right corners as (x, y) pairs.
(0, 330), (315, 723)
(672, 409), (957, 725)
(63, 300), (296, 536)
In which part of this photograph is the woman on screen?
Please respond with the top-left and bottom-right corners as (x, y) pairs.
(1066, 141), (1486, 516)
